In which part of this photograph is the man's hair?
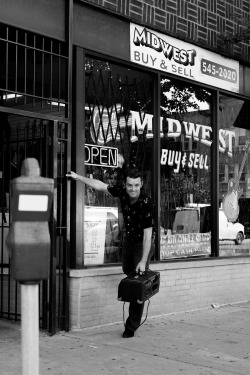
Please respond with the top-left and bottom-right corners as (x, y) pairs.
(125, 167), (142, 180)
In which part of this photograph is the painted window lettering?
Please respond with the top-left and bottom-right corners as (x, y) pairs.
(90, 107), (235, 159)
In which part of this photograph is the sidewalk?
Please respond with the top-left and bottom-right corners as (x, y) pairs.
(1, 301), (250, 375)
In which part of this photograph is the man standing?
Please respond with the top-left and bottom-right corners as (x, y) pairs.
(66, 167), (155, 338)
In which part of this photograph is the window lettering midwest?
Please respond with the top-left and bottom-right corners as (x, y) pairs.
(90, 108), (235, 172)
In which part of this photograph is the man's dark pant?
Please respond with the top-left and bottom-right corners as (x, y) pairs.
(122, 236), (154, 332)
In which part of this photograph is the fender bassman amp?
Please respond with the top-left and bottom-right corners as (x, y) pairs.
(118, 270), (160, 304)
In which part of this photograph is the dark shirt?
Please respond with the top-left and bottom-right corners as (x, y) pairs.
(107, 185), (155, 242)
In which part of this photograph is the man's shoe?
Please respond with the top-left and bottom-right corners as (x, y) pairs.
(122, 329), (134, 338)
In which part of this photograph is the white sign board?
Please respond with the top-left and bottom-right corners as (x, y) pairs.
(84, 206), (118, 265)
(160, 232), (211, 259)
(130, 23), (239, 93)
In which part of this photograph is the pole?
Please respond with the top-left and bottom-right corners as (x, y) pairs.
(21, 283), (39, 375)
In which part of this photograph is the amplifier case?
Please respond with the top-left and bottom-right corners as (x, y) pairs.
(118, 270), (160, 304)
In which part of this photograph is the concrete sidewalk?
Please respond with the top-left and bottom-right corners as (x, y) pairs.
(1, 302), (250, 375)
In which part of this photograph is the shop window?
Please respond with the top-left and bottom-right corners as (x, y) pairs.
(239, 135), (246, 146)
(192, 141), (197, 151)
(240, 166), (246, 182)
(83, 57), (154, 265)
(228, 164), (235, 180)
(183, 140), (190, 151)
(219, 164), (226, 183)
(159, 78), (212, 259)
(219, 95), (250, 254)
(0, 23), (68, 116)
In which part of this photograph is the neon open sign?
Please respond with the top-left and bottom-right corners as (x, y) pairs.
(85, 144), (118, 168)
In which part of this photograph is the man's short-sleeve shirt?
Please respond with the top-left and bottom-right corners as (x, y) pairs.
(107, 185), (155, 242)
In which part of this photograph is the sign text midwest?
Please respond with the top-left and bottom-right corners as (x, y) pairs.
(133, 27), (196, 67)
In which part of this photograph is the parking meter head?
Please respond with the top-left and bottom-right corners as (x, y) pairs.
(10, 158), (54, 222)
(6, 158), (54, 283)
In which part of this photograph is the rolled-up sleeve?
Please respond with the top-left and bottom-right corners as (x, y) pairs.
(141, 198), (155, 229)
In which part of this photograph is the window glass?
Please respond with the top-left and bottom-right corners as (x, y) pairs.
(84, 57), (154, 265)
(160, 78), (212, 259)
(219, 95), (250, 255)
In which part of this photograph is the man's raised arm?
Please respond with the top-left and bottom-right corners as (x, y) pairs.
(66, 171), (108, 193)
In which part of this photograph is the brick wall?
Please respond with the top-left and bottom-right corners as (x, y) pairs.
(69, 258), (250, 329)
(80, 0), (250, 63)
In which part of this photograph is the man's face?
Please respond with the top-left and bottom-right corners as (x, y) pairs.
(125, 176), (142, 201)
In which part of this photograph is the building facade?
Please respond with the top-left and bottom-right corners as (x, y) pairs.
(1, 0), (250, 333)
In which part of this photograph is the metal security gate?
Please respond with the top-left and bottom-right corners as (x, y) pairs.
(0, 111), (70, 333)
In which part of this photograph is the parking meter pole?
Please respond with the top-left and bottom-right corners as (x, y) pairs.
(21, 283), (39, 375)
(6, 158), (54, 375)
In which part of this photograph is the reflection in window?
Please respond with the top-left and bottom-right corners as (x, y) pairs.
(160, 78), (212, 260)
(219, 95), (250, 256)
(219, 164), (226, 183)
(84, 57), (154, 265)
(239, 135), (246, 145)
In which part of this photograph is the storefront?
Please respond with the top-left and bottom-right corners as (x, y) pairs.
(69, 5), (250, 329)
(1, 1), (250, 331)
(70, 7), (250, 264)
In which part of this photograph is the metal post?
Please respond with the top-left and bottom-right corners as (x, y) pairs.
(21, 283), (39, 375)
(211, 89), (219, 257)
(153, 73), (161, 261)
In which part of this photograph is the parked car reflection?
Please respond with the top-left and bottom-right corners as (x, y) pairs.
(170, 204), (245, 245)
(219, 209), (245, 245)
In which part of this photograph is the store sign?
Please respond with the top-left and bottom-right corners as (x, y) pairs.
(85, 144), (118, 168)
(160, 232), (211, 259)
(130, 23), (239, 93)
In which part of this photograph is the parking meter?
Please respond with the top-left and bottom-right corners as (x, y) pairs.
(6, 158), (54, 283)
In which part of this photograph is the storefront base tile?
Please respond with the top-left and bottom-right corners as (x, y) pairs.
(69, 258), (250, 330)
